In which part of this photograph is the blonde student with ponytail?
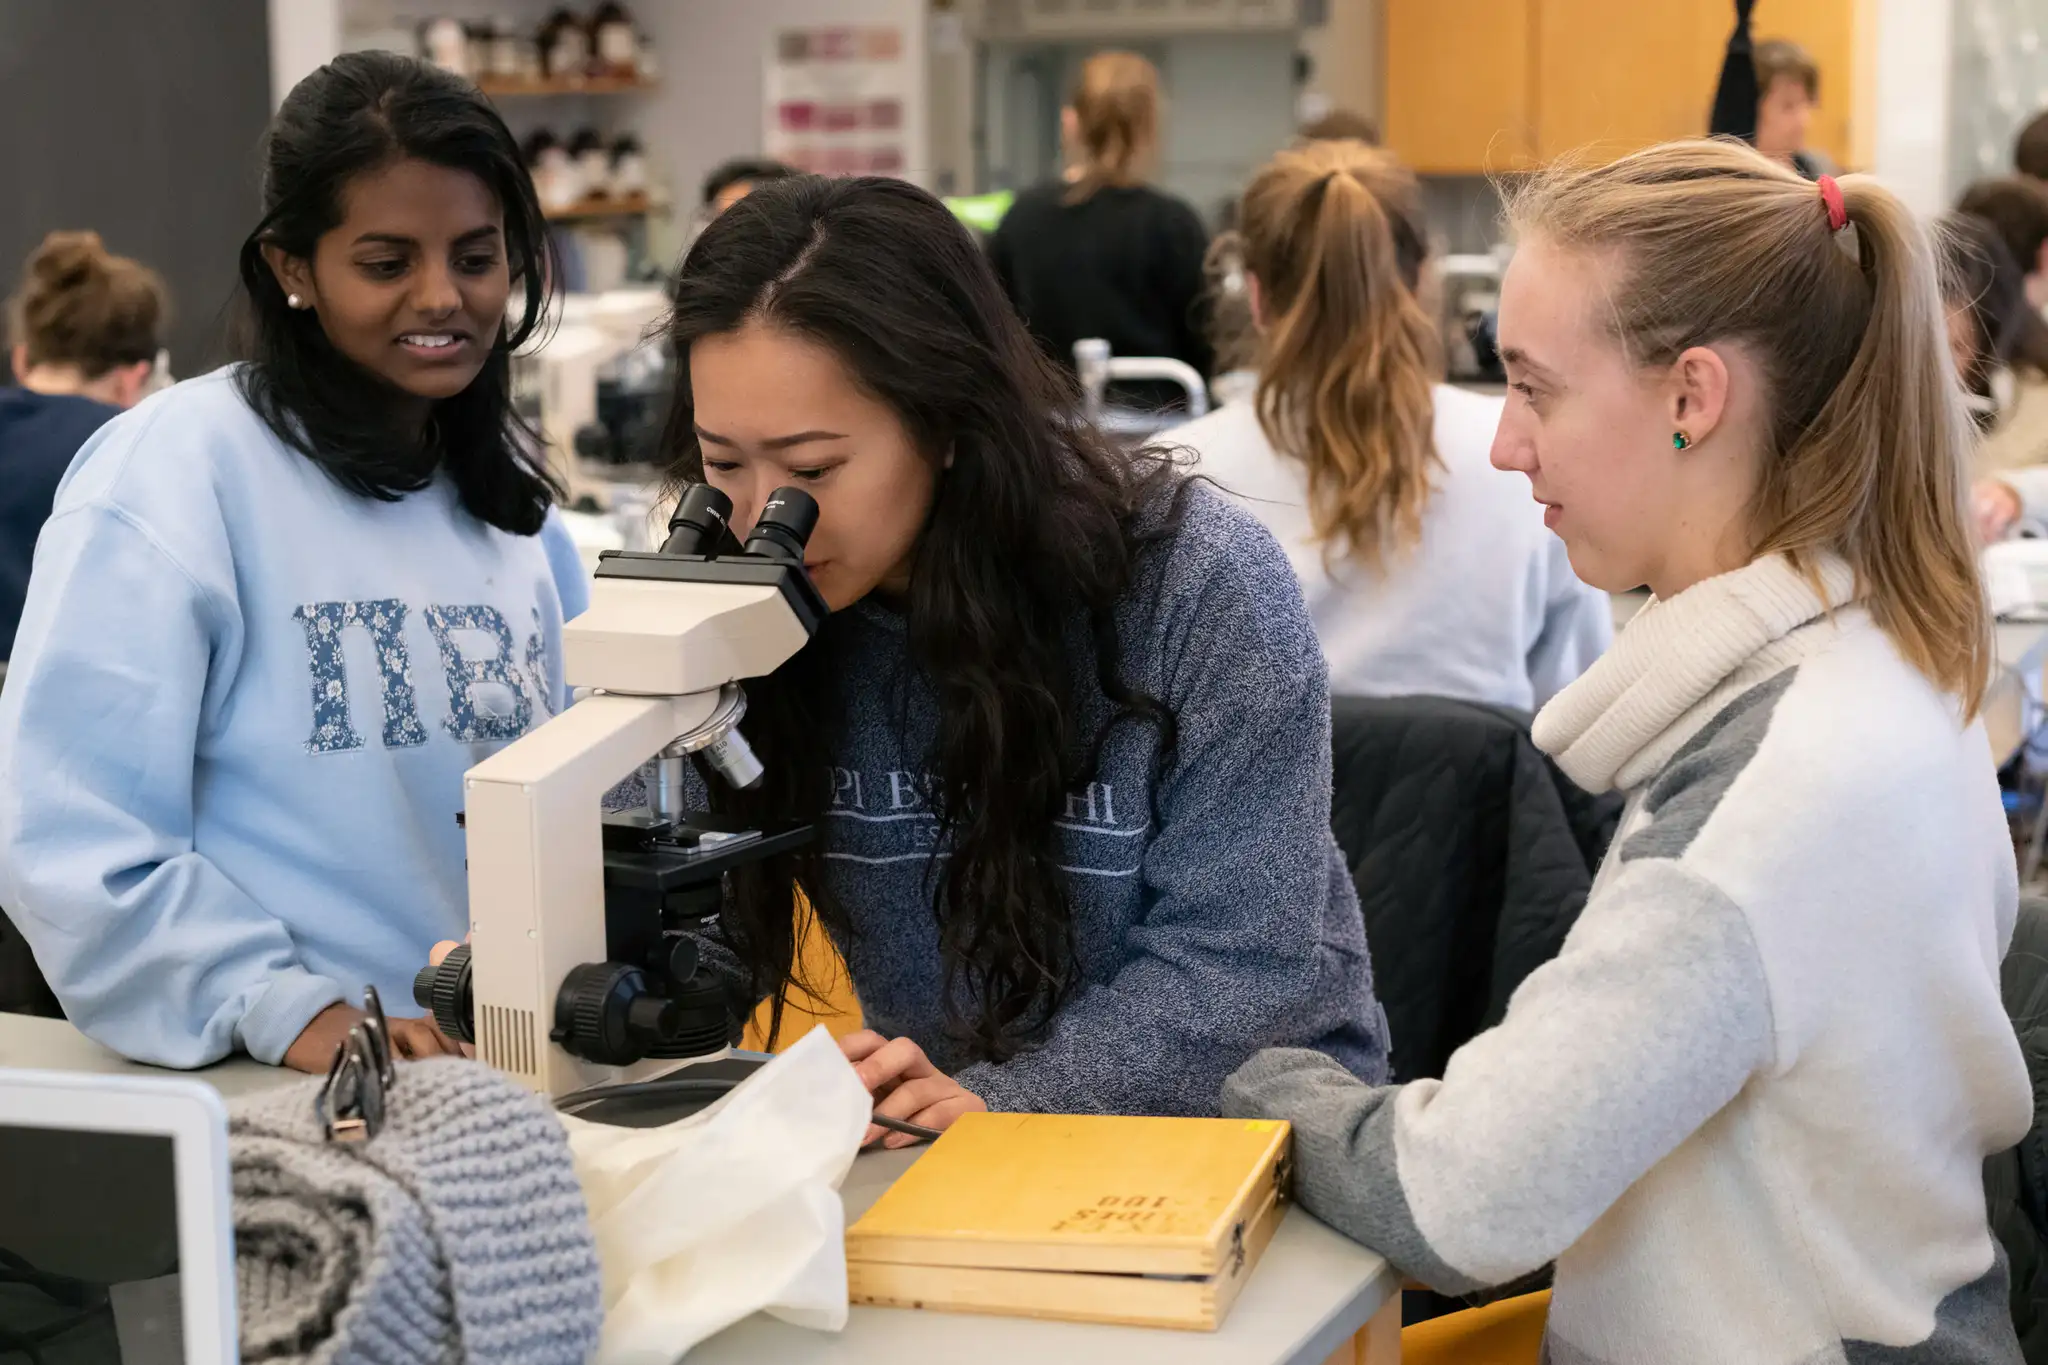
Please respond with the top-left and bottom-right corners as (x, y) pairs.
(1172, 140), (1609, 711)
(1226, 141), (2031, 1362)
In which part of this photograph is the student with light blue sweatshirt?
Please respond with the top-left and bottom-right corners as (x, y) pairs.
(0, 53), (588, 1072)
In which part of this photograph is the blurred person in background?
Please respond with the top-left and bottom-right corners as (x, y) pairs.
(990, 51), (1213, 414)
(1206, 106), (1388, 388)
(1954, 179), (2048, 491)
(1, 230), (165, 664)
(1297, 107), (1379, 145)
(0, 229), (164, 1020)
(2017, 108), (2048, 184)
(1752, 39), (1831, 179)
(701, 156), (797, 218)
(1170, 140), (1609, 711)
(1944, 214), (2048, 542)
(1958, 176), (2048, 315)
(1713, 25), (1830, 182)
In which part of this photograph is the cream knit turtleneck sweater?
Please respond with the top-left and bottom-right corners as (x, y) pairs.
(1228, 553), (2031, 1364)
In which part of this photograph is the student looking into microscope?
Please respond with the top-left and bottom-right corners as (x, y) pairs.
(596, 172), (1389, 1141)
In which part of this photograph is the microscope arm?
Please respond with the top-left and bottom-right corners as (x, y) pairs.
(465, 688), (724, 1096)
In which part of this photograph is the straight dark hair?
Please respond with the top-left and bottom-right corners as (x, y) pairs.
(665, 174), (1183, 1060)
(235, 50), (558, 535)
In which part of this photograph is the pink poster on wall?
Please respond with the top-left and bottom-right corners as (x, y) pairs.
(765, 24), (910, 180)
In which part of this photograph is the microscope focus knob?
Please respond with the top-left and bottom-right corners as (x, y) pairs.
(554, 961), (683, 1067)
(412, 944), (475, 1045)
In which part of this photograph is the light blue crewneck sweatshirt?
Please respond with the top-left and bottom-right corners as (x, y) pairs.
(0, 368), (588, 1066)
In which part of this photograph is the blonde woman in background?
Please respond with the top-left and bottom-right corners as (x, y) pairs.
(2, 231), (166, 662)
(1170, 140), (1609, 711)
(989, 51), (1212, 413)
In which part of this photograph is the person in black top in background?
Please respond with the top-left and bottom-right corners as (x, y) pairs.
(0, 231), (165, 662)
(990, 51), (1213, 414)
(1705, 3), (1831, 181)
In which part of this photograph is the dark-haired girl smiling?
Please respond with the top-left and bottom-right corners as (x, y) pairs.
(661, 174), (1389, 1141)
(0, 52), (586, 1072)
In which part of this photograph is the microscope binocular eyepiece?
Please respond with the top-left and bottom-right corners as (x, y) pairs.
(658, 484), (821, 565)
(659, 483), (734, 557)
(741, 489), (820, 564)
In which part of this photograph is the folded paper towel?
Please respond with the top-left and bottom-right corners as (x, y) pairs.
(562, 1025), (873, 1364)
(229, 1057), (603, 1364)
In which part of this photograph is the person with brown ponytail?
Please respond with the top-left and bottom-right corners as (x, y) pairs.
(988, 51), (1213, 413)
(1172, 140), (1609, 711)
(1, 230), (165, 661)
(1225, 142), (2028, 1360)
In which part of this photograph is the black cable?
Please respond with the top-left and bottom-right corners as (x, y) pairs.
(555, 1076), (943, 1142)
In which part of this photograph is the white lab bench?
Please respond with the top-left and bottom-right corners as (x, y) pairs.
(0, 1012), (1403, 1365)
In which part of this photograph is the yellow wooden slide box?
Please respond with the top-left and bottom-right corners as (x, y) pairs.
(845, 1112), (1293, 1332)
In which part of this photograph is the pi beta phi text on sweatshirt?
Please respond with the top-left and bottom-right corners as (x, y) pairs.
(0, 369), (589, 1067)
(694, 483), (1391, 1116)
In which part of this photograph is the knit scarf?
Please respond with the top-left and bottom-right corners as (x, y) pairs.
(1533, 553), (1860, 794)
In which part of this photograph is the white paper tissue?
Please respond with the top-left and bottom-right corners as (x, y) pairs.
(560, 1026), (873, 1364)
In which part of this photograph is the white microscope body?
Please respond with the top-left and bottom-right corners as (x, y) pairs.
(418, 486), (826, 1098)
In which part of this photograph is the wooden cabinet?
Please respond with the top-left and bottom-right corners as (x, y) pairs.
(1385, 0), (1538, 174)
(1532, 1), (1729, 161)
(1383, 0), (1857, 175)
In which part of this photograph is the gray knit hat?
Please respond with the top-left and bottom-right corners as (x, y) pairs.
(229, 1057), (602, 1364)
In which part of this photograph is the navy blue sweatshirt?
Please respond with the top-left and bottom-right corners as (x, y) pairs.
(699, 483), (1390, 1115)
(0, 388), (118, 658)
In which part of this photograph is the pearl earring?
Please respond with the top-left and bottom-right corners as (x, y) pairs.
(287, 293), (304, 309)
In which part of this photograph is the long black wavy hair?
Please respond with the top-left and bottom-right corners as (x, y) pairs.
(235, 50), (558, 535)
(666, 175), (1183, 1061)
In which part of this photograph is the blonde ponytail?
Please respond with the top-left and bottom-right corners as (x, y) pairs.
(1511, 141), (1988, 715)
(1066, 52), (1160, 203)
(1238, 139), (1441, 569)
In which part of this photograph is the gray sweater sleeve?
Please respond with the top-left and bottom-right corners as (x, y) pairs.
(957, 500), (1387, 1114)
(1223, 858), (1772, 1293)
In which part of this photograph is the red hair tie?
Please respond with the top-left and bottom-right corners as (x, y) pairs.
(1817, 175), (1848, 232)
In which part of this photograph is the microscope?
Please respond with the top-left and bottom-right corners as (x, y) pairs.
(413, 483), (827, 1098)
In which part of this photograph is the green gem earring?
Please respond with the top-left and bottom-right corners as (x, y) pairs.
(1672, 431), (1692, 450)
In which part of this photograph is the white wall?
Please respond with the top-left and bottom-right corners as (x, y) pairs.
(267, 0), (343, 106)
(1861, 0), (1954, 214)
(1161, 32), (1303, 221)
(638, 0), (932, 214)
(1945, 0), (2048, 198)
(1299, 0), (1382, 130)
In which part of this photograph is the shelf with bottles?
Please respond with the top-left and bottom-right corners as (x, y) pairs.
(476, 74), (657, 97)
(544, 191), (656, 221)
(528, 127), (655, 221)
(418, 5), (656, 93)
